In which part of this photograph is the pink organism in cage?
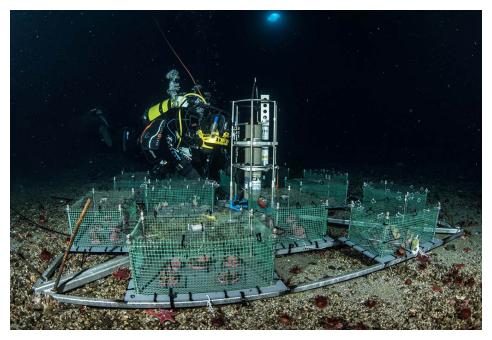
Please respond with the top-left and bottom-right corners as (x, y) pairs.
(217, 270), (240, 285)
(159, 270), (179, 287)
(190, 254), (210, 270)
(286, 215), (297, 224)
(90, 226), (103, 245)
(109, 227), (121, 242)
(292, 223), (306, 238)
(224, 255), (239, 268)
(170, 257), (181, 270)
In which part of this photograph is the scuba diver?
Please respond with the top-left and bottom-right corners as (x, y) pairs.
(139, 69), (230, 179)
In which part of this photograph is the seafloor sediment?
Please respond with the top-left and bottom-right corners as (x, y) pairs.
(10, 165), (481, 330)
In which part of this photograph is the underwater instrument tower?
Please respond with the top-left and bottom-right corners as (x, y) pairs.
(229, 88), (278, 208)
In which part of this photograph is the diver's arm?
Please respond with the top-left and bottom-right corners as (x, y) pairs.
(164, 136), (200, 179)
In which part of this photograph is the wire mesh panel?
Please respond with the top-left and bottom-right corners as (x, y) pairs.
(128, 213), (275, 295)
(285, 173), (348, 207)
(401, 206), (440, 244)
(273, 187), (328, 207)
(303, 169), (334, 179)
(404, 190), (429, 214)
(326, 173), (349, 206)
(67, 190), (137, 248)
(348, 203), (439, 257)
(285, 179), (328, 200)
(144, 183), (216, 216)
(362, 185), (406, 216)
(362, 181), (428, 215)
(145, 177), (218, 189)
(253, 187), (327, 212)
(219, 170), (230, 194)
(113, 172), (149, 204)
(268, 205), (329, 246)
(113, 171), (149, 190)
(348, 205), (405, 257)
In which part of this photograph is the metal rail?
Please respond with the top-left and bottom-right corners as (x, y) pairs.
(32, 222), (462, 309)
(47, 287), (289, 309)
(327, 217), (461, 234)
(33, 256), (129, 294)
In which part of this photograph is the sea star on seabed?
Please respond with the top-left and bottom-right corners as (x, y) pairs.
(112, 267), (131, 281)
(144, 309), (176, 324)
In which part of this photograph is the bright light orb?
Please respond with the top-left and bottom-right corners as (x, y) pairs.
(267, 12), (281, 23)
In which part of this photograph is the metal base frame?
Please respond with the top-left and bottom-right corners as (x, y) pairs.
(124, 276), (288, 307)
(275, 235), (339, 255)
(32, 220), (463, 309)
(337, 236), (444, 264)
(70, 245), (128, 254)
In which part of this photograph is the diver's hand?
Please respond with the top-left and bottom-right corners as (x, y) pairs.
(150, 160), (169, 179)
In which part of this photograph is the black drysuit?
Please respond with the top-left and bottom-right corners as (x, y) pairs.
(139, 110), (201, 179)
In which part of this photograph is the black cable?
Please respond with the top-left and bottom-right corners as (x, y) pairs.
(12, 250), (44, 277)
(10, 207), (70, 237)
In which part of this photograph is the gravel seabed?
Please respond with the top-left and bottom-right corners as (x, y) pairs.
(10, 168), (481, 329)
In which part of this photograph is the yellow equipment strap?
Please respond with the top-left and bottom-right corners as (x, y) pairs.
(183, 92), (207, 105)
(177, 108), (183, 147)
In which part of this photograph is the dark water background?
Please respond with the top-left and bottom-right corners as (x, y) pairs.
(10, 11), (481, 183)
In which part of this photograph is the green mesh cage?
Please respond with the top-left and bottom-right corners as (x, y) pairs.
(303, 169), (333, 179)
(259, 187), (328, 207)
(326, 173), (349, 206)
(219, 170), (230, 194)
(112, 172), (149, 203)
(348, 203), (439, 257)
(404, 190), (429, 214)
(362, 181), (428, 215)
(285, 173), (348, 206)
(266, 205), (328, 246)
(67, 190), (137, 248)
(400, 206), (440, 244)
(113, 171), (149, 190)
(144, 183), (216, 216)
(128, 213), (275, 295)
(255, 189), (329, 247)
(145, 177), (218, 189)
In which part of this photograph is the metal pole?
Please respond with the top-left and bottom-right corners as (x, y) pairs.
(66, 205), (72, 233)
(249, 98), (254, 207)
(434, 202), (441, 239)
(327, 175), (331, 205)
(249, 209), (253, 257)
(271, 101), (277, 207)
(53, 198), (92, 292)
(229, 101), (235, 208)
(140, 211), (146, 238)
(345, 173), (349, 205)
(287, 185), (291, 210)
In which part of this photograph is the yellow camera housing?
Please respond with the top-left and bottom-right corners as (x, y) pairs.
(197, 130), (230, 150)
